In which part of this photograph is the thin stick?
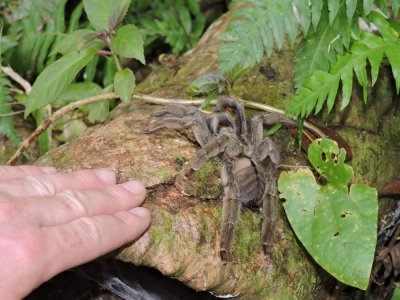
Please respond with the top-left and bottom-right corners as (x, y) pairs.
(7, 92), (326, 165)
(1, 66), (32, 94)
(6, 93), (117, 166)
(0, 109), (24, 117)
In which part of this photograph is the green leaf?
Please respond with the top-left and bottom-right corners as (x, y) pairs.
(187, 73), (226, 95)
(108, 0), (130, 30)
(311, 0), (323, 28)
(58, 82), (111, 123)
(345, 0), (357, 21)
(50, 29), (98, 55)
(54, 82), (103, 107)
(278, 138), (378, 290)
(114, 68), (135, 102)
(25, 48), (98, 117)
(363, 0), (374, 15)
(392, 0), (400, 16)
(392, 284), (400, 300)
(328, 0), (339, 24)
(386, 43), (400, 93)
(83, 0), (129, 31)
(110, 24), (145, 64)
(368, 12), (399, 41)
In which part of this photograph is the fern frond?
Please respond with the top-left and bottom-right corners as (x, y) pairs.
(287, 28), (400, 118)
(295, 2), (353, 87)
(218, 0), (308, 80)
(218, 0), (367, 80)
(219, 0), (399, 82)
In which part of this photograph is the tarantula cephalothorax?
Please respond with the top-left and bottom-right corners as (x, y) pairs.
(147, 96), (291, 262)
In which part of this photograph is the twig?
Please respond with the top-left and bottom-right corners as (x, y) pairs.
(7, 93), (117, 166)
(7, 92), (326, 165)
(1, 66), (32, 94)
(132, 94), (326, 138)
(0, 109), (25, 117)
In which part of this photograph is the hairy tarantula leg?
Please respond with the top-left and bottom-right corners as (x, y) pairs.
(206, 112), (236, 134)
(254, 137), (281, 166)
(151, 104), (198, 117)
(220, 197), (242, 263)
(261, 169), (278, 258)
(250, 114), (295, 145)
(146, 116), (197, 133)
(148, 110), (212, 146)
(220, 165), (242, 263)
(190, 134), (231, 170)
(214, 96), (247, 135)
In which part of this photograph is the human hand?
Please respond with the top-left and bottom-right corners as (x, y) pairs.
(0, 165), (150, 299)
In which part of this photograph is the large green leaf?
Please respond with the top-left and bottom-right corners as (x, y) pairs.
(25, 48), (98, 116)
(54, 82), (103, 107)
(278, 138), (377, 290)
(50, 29), (98, 55)
(114, 68), (135, 102)
(110, 24), (145, 64)
(83, 0), (130, 31)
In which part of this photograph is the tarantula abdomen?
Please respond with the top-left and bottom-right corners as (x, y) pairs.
(232, 157), (266, 208)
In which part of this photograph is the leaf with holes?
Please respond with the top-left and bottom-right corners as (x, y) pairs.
(278, 138), (377, 290)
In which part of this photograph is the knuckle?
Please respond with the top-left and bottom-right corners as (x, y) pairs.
(77, 217), (102, 245)
(58, 190), (88, 216)
(25, 175), (55, 195)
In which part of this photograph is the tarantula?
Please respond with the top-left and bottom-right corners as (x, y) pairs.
(147, 96), (292, 262)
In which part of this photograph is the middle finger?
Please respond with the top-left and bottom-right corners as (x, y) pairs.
(19, 181), (147, 226)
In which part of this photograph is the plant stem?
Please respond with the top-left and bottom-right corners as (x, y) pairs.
(113, 54), (123, 71)
(0, 109), (24, 116)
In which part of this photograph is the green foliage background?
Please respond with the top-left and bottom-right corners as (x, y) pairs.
(217, 0), (400, 117)
(0, 0), (208, 148)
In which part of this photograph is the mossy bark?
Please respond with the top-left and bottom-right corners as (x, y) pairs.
(35, 6), (400, 299)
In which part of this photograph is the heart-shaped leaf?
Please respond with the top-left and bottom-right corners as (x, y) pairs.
(278, 138), (377, 290)
(110, 24), (145, 64)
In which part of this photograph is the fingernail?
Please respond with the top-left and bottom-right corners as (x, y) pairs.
(129, 207), (150, 218)
(93, 169), (116, 184)
(41, 167), (57, 174)
(122, 181), (146, 194)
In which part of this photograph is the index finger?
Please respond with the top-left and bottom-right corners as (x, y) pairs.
(41, 207), (151, 281)
(0, 165), (56, 182)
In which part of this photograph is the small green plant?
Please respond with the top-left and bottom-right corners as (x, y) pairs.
(0, 0), (207, 155)
(278, 139), (378, 289)
(26, 0), (143, 117)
